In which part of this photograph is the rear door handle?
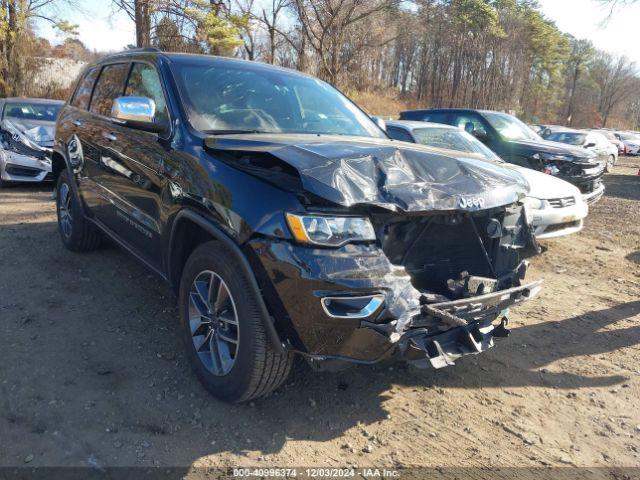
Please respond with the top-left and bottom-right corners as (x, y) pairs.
(102, 132), (117, 142)
(73, 119), (84, 127)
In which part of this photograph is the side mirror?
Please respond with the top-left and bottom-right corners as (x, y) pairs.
(472, 128), (489, 143)
(371, 116), (387, 132)
(111, 96), (161, 133)
(585, 142), (596, 148)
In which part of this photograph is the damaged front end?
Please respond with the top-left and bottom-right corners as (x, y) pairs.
(0, 119), (54, 182)
(206, 135), (543, 370)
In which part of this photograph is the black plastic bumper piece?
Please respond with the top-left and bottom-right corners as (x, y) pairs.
(401, 317), (511, 369)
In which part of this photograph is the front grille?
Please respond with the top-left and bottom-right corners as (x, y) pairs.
(3, 135), (47, 159)
(375, 205), (527, 298)
(5, 164), (43, 177)
(548, 197), (576, 208)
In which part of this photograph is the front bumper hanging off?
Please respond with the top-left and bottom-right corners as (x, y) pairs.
(363, 280), (544, 369)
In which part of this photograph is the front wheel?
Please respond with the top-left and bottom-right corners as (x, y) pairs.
(605, 155), (615, 173)
(179, 241), (293, 403)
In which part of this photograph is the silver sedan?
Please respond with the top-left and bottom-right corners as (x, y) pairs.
(0, 98), (64, 185)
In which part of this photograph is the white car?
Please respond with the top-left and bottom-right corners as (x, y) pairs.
(386, 120), (589, 239)
(516, 167), (588, 239)
(0, 98), (63, 186)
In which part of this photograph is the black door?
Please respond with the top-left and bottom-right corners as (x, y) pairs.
(74, 63), (131, 225)
(92, 62), (172, 269)
(57, 66), (106, 214)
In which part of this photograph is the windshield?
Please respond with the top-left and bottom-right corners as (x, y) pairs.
(412, 127), (502, 162)
(545, 132), (586, 146)
(483, 111), (540, 141)
(172, 59), (386, 138)
(3, 102), (62, 121)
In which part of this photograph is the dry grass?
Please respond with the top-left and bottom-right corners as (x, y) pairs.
(347, 90), (420, 119)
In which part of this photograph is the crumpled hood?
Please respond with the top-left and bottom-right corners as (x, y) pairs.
(509, 138), (597, 162)
(3, 119), (56, 145)
(204, 134), (529, 213)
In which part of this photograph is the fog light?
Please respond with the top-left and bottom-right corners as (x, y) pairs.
(321, 295), (384, 319)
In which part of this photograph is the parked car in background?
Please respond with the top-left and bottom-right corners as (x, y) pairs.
(387, 120), (589, 239)
(542, 129), (618, 172)
(399, 109), (605, 204)
(0, 98), (63, 186)
(615, 132), (640, 155)
(51, 50), (542, 402)
(593, 129), (625, 156)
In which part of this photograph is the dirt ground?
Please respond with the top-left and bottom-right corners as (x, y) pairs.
(0, 157), (638, 474)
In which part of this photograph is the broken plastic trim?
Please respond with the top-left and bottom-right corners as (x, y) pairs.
(420, 279), (543, 328)
(401, 317), (511, 369)
(300, 280), (543, 367)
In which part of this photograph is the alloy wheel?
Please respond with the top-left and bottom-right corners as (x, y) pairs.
(58, 183), (73, 238)
(188, 271), (240, 376)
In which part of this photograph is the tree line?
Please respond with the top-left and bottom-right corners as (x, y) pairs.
(1, 0), (639, 128)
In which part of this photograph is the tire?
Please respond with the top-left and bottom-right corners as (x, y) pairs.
(605, 155), (615, 173)
(56, 169), (101, 252)
(179, 240), (293, 403)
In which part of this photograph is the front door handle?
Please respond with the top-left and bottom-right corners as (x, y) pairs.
(102, 132), (117, 142)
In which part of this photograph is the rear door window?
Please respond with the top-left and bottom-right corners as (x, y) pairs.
(451, 113), (486, 134)
(90, 63), (129, 117)
(71, 67), (100, 110)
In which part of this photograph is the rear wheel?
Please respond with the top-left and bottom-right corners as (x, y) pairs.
(179, 241), (293, 403)
(56, 169), (101, 251)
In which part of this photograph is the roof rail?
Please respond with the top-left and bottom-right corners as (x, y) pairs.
(128, 47), (162, 53)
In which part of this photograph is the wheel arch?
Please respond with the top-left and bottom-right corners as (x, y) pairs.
(51, 147), (69, 185)
(168, 209), (286, 354)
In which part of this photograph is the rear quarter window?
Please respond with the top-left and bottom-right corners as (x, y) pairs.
(71, 67), (100, 110)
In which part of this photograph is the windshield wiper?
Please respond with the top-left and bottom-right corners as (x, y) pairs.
(203, 129), (271, 135)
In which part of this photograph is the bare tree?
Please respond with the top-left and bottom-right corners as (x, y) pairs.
(591, 53), (638, 126)
(292, 0), (398, 85)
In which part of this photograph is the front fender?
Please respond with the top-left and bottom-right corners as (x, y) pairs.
(167, 208), (287, 354)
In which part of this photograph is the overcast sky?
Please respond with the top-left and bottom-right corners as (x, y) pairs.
(36, 0), (640, 64)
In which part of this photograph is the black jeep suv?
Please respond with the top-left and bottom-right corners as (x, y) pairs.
(400, 109), (605, 204)
(52, 49), (542, 402)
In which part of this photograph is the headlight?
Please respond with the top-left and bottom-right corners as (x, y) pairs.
(285, 213), (376, 247)
(523, 197), (544, 210)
